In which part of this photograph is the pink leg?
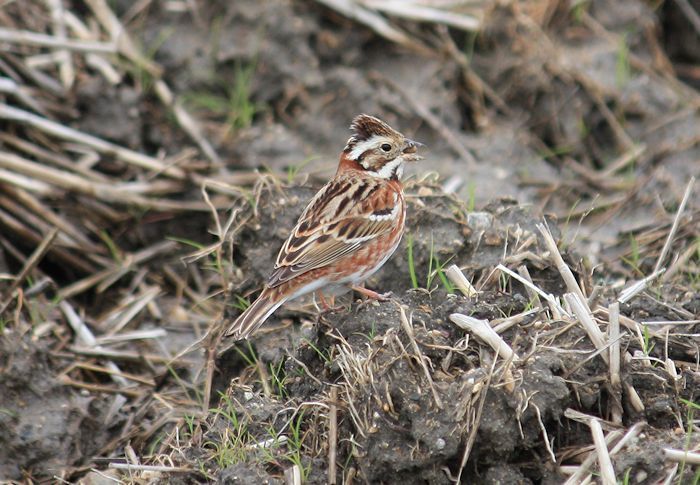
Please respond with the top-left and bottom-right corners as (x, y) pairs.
(315, 291), (336, 310)
(351, 285), (392, 302)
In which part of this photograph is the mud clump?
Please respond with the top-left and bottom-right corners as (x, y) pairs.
(0, 332), (109, 480)
(191, 186), (695, 483)
(317, 291), (571, 484)
(193, 192), (593, 483)
(219, 463), (282, 484)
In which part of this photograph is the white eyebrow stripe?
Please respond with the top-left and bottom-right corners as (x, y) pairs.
(348, 135), (382, 160)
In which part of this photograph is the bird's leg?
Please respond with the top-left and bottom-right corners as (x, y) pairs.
(318, 291), (331, 309)
(351, 284), (392, 302)
(314, 290), (336, 310)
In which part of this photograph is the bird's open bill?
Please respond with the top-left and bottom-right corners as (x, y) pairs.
(403, 139), (424, 161)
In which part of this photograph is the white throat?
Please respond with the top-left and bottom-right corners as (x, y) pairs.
(372, 157), (404, 179)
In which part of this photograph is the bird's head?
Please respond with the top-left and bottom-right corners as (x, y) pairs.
(341, 114), (423, 180)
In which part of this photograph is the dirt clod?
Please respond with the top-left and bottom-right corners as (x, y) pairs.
(0, 333), (109, 479)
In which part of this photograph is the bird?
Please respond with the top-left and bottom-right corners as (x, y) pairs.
(225, 114), (423, 340)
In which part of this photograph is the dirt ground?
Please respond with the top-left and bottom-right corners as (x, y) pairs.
(0, 0), (699, 483)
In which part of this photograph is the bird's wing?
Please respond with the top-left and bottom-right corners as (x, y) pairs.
(267, 175), (401, 288)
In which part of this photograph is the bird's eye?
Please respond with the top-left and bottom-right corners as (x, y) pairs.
(381, 143), (392, 152)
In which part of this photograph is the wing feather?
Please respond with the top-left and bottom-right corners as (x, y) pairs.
(267, 175), (400, 288)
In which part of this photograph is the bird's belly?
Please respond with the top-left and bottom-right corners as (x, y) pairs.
(286, 277), (352, 301)
(283, 206), (406, 302)
(287, 277), (333, 300)
(339, 230), (404, 285)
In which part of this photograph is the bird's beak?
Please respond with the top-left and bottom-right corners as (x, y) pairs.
(402, 139), (424, 161)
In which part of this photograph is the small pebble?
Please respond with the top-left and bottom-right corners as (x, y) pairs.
(467, 212), (493, 231)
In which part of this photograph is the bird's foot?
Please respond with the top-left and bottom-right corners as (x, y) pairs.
(313, 291), (345, 313)
(351, 285), (392, 302)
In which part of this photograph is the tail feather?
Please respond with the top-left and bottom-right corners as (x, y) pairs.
(224, 289), (284, 341)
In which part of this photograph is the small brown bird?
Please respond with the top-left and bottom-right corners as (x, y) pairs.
(225, 114), (423, 340)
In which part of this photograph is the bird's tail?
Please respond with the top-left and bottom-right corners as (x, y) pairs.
(224, 288), (284, 341)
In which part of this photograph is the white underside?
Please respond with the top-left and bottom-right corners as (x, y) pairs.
(288, 277), (335, 301)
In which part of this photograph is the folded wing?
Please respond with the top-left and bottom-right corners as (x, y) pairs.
(267, 176), (400, 288)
